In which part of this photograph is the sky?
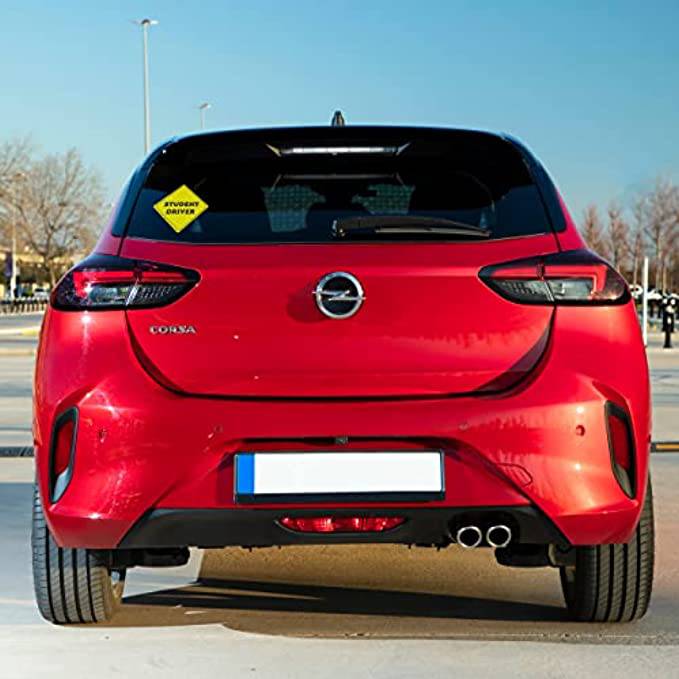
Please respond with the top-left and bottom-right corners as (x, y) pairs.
(1, 0), (678, 218)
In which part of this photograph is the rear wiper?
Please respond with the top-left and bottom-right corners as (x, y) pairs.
(333, 215), (490, 239)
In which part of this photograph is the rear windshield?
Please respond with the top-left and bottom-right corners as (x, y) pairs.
(124, 129), (552, 243)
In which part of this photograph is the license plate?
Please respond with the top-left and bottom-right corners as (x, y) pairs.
(234, 450), (444, 503)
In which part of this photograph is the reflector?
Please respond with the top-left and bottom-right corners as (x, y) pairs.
(279, 516), (405, 533)
(49, 409), (78, 503)
(52, 418), (75, 477)
(606, 403), (636, 498)
(609, 410), (632, 471)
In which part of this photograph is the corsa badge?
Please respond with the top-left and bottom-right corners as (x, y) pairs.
(149, 325), (197, 335)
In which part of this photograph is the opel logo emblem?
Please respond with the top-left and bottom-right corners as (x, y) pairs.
(314, 272), (365, 319)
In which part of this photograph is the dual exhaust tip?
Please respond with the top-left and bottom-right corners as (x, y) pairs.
(455, 524), (512, 549)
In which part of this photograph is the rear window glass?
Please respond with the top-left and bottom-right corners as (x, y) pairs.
(125, 130), (552, 243)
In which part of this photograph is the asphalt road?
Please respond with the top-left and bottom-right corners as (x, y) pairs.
(0, 311), (44, 331)
(0, 313), (39, 447)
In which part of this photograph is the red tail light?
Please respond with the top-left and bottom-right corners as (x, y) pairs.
(479, 249), (629, 305)
(279, 516), (405, 533)
(51, 254), (199, 311)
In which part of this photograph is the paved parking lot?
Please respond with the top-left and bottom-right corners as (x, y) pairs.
(1, 312), (678, 677)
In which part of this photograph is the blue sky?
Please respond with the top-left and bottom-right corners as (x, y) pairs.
(1, 1), (677, 217)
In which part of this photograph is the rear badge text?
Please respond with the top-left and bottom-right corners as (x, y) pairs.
(149, 325), (197, 335)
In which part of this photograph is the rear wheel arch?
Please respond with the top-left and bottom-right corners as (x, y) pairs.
(31, 484), (125, 624)
(560, 478), (654, 622)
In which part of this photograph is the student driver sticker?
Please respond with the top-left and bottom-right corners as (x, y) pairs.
(153, 185), (208, 233)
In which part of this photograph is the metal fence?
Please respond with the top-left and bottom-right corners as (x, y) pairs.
(0, 299), (48, 314)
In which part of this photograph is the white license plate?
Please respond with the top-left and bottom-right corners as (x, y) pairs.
(234, 451), (444, 502)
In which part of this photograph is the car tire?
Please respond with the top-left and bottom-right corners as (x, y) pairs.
(31, 483), (126, 624)
(560, 479), (654, 622)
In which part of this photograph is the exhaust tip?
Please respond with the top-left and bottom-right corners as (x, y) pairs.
(486, 524), (512, 548)
(455, 525), (483, 549)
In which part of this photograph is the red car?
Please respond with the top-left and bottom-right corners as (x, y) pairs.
(32, 125), (653, 624)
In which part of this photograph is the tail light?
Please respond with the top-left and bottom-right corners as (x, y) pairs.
(279, 516), (405, 533)
(49, 408), (78, 503)
(479, 249), (629, 305)
(606, 402), (636, 498)
(51, 254), (199, 311)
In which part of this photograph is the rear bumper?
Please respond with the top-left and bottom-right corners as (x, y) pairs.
(119, 506), (566, 549)
(34, 305), (651, 550)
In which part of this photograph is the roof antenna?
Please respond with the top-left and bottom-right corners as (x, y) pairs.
(331, 110), (346, 127)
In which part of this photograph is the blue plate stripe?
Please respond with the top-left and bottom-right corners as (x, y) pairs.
(236, 453), (255, 494)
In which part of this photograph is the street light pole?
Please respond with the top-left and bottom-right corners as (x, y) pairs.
(198, 102), (211, 130)
(134, 18), (158, 155)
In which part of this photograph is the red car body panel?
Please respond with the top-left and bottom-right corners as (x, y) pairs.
(34, 283), (649, 548)
(120, 236), (557, 398)
(34, 127), (651, 553)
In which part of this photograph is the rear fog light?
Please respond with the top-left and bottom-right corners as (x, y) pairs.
(279, 516), (405, 533)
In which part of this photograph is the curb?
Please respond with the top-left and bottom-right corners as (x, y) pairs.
(0, 447), (34, 457)
(0, 349), (36, 357)
(0, 326), (40, 337)
(652, 441), (679, 453)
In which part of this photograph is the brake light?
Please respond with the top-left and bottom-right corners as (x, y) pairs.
(279, 516), (405, 533)
(479, 249), (629, 305)
(51, 254), (199, 310)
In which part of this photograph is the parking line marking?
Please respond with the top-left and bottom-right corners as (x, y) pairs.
(652, 441), (679, 453)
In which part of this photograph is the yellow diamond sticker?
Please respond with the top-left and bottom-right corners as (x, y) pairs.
(153, 185), (208, 233)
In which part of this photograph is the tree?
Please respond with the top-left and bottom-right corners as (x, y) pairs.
(8, 148), (105, 285)
(629, 222), (646, 286)
(0, 137), (32, 183)
(580, 204), (609, 258)
(606, 202), (631, 273)
(0, 137), (33, 246)
(635, 178), (679, 291)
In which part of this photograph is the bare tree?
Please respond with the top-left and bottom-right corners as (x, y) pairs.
(629, 225), (646, 286)
(636, 178), (679, 291)
(0, 137), (33, 244)
(580, 204), (609, 258)
(605, 202), (631, 273)
(0, 137), (33, 182)
(8, 148), (105, 285)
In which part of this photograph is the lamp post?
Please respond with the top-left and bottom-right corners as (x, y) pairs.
(198, 102), (211, 130)
(133, 18), (158, 154)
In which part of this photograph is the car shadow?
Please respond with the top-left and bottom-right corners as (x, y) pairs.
(109, 577), (568, 632)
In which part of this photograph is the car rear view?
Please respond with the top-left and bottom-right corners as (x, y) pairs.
(31, 126), (653, 624)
